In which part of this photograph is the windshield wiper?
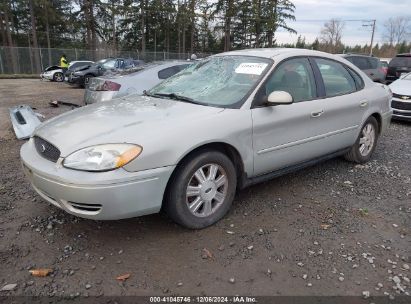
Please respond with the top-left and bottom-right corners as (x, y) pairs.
(144, 91), (201, 105)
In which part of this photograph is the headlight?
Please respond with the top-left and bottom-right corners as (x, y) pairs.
(63, 144), (142, 172)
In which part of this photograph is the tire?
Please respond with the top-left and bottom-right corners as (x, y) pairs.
(83, 74), (93, 87)
(53, 72), (64, 82)
(164, 150), (237, 229)
(344, 116), (379, 163)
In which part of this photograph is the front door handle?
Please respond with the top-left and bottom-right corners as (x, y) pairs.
(311, 110), (324, 118)
(360, 100), (369, 107)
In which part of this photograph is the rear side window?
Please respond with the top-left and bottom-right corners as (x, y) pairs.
(315, 58), (356, 97)
(347, 67), (365, 90)
(350, 56), (370, 70)
(368, 58), (380, 69)
(158, 65), (189, 79)
(389, 56), (411, 67)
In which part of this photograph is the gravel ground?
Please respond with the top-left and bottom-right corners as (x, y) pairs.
(0, 79), (410, 299)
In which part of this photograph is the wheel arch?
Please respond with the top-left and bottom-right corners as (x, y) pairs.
(163, 142), (247, 206)
(370, 112), (382, 134)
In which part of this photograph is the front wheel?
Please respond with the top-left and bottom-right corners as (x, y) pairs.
(344, 116), (379, 163)
(53, 72), (64, 82)
(165, 150), (237, 229)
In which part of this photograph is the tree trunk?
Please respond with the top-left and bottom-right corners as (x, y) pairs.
(0, 13), (6, 47)
(90, 0), (97, 60)
(177, 0), (181, 55)
(28, 0), (41, 73)
(182, 0), (187, 56)
(140, 1), (145, 54)
(3, 1), (17, 73)
(45, 5), (52, 66)
(189, 0), (195, 55)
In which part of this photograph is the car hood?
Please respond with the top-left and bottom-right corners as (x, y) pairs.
(389, 79), (411, 95)
(34, 95), (224, 156)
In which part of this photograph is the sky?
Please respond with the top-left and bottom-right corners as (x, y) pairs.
(275, 0), (411, 46)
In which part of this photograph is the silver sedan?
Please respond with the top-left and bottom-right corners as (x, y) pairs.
(21, 48), (392, 229)
(84, 61), (191, 104)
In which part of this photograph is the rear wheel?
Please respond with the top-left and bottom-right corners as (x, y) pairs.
(165, 150), (237, 229)
(53, 72), (64, 82)
(344, 116), (379, 163)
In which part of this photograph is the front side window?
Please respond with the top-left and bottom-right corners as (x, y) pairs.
(149, 56), (272, 107)
(315, 58), (356, 97)
(259, 57), (316, 103)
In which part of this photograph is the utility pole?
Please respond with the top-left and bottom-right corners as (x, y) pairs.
(363, 19), (376, 56)
(369, 20), (376, 56)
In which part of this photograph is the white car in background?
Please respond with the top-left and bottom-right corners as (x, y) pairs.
(40, 61), (94, 82)
(389, 72), (411, 121)
(84, 61), (191, 104)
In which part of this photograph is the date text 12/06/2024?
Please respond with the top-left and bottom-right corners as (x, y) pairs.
(149, 296), (257, 303)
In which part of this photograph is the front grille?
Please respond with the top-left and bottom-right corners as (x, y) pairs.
(393, 93), (411, 100)
(392, 100), (411, 111)
(34, 136), (61, 163)
(394, 110), (411, 117)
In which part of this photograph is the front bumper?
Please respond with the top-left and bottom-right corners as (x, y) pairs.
(40, 73), (53, 81)
(391, 98), (411, 121)
(20, 139), (175, 220)
(84, 89), (116, 105)
(67, 73), (84, 86)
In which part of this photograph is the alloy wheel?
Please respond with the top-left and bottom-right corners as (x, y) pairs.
(185, 163), (228, 218)
(359, 123), (376, 156)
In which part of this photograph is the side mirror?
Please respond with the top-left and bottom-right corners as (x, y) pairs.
(266, 91), (293, 105)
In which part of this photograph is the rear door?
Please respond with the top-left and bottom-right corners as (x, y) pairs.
(312, 57), (368, 148)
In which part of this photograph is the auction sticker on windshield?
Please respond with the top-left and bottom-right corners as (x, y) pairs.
(235, 63), (268, 75)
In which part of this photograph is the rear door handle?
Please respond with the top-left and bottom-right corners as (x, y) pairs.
(360, 100), (369, 107)
(311, 110), (324, 118)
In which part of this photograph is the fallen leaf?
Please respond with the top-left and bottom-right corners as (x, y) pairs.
(29, 269), (53, 277)
(202, 248), (213, 259)
(320, 224), (331, 230)
(116, 273), (131, 281)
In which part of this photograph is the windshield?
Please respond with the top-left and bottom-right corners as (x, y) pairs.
(148, 56), (272, 108)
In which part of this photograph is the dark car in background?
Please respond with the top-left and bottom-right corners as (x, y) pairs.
(67, 58), (144, 87)
(64, 60), (94, 79)
(340, 54), (386, 83)
(386, 54), (411, 84)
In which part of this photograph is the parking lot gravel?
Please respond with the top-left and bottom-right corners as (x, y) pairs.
(0, 79), (410, 298)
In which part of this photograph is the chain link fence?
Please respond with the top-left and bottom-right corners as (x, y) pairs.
(0, 47), (211, 75)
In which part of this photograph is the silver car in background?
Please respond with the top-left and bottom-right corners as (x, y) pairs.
(21, 48), (392, 229)
(84, 61), (191, 104)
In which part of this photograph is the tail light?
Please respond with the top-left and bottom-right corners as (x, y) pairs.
(380, 67), (388, 75)
(95, 80), (121, 91)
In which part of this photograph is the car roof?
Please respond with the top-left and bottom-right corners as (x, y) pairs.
(213, 48), (341, 60)
(396, 53), (411, 57)
(339, 53), (374, 58)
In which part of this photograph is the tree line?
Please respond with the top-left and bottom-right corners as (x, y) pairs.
(0, 0), (297, 55)
(0, 0), (410, 73)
